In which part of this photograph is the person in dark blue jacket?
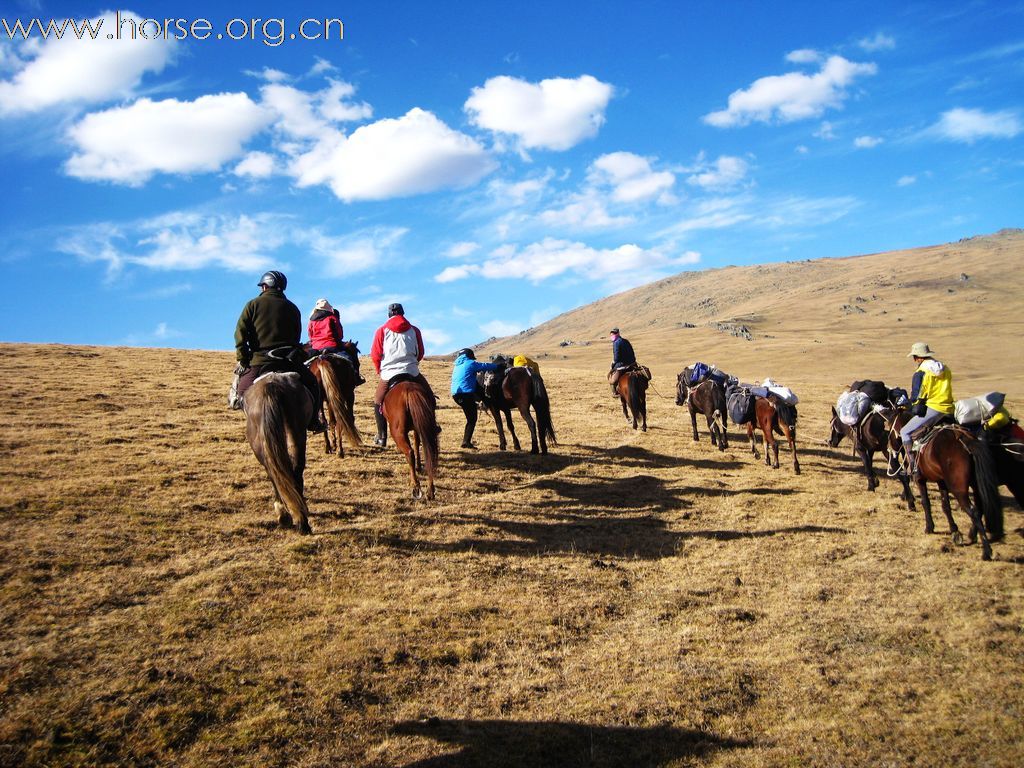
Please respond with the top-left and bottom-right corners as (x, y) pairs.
(607, 327), (637, 396)
(451, 348), (498, 448)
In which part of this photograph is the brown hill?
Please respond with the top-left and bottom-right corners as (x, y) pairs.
(477, 228), (1024, 391)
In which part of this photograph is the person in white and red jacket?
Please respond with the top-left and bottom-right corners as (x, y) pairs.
(369, 303), (436, 447)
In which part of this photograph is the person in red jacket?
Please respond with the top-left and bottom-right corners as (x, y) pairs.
(307, 298), (363, 382)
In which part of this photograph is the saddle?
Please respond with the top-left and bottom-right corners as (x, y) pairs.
(909, 416), (959, 450)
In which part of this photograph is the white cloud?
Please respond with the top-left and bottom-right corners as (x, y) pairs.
(435, 264), (478, 284)
(308, 57), (336, 77)
(814, 120), (836, 140)
(0, 9), (176, 116)
(858, 33), (896, 52)
(529, 304), (562, 327)
(931, 107), (1021, 143)
(687, 155), (750, 189)
(153, 322), (183, 340)
(234, 151), (276, 178)
(246, 66), (289, 83)
(539, 194), (635, 230)
(334, 296), (407, 324)
(436, 238), (700, 284)
(703, 55), (877, 127)
(786, 49), (822, 64)
(480, 319), (522, 337)
(446, 242), (479, 259)
(897, 175), (916, 186)
(658, 194), (858, 238)
(853, 135), (883, 148)
(589, 152), (676, 203)
(420, 327), (453, 354)
(293, 108), (496, 201)
(488, 171), (554, 206)
(795, 144), (809, 154)
(296, 227), (407, 276)
(464, 74), (614, 150)
(65, 93), (271, 184)
(318, 79), (373, 123)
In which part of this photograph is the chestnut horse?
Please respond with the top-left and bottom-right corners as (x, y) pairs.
(501, 366), (556, 454)
(828, 407), (913, 504)
(308, 352), (362, 458)
(382, 379), (439, 500)
(885, 413), (1003, 559)
(615, 368), (648, 432)
(244, 372), (314, 534)
(676, 369), (728, 450)
(746, 394), (800, 473)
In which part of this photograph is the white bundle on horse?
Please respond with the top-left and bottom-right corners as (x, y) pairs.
(837, 390), (872, 426)
(954, 392), (1004, 425)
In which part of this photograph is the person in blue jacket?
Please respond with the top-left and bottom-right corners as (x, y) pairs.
(451, 348), (498, 449)
(607, 327), (637, 396)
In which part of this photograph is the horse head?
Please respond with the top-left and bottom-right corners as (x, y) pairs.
(828, 406), (845, 447)
(675, 371), (689, 406)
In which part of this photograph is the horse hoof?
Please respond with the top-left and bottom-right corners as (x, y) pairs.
(299, 522), (312, 535)
(641, 426), (647, 433)
(412, 487), (423, 500)
(279, 515), (293, 529)
(982, 545), (992, 561)
(951, 530), (964, 546)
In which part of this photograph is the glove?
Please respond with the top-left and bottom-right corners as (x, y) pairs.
(913, 402), (927, 417)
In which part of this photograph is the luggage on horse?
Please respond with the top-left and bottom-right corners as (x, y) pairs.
(727, 385), (755, 425)
(837, 390), (872, 426)
(689, 361), (710, 384)
(760, 378), (799, 405)
(888, 387), (910, 407)
(850, 379), (888, 404)
(955, 392), (1005, 426)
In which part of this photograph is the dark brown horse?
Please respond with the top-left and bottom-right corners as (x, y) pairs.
(987, 430), (1024, 509)
(244, 372), (314, 534)
(382, 380), (439, 499)
(885, 413), (1003, 559)
(480, 363), (522, 452)
(500, 366), (556, 454)
(308, 352), (362, 458)
(615, 368), (648, 432)
(828, 407), (914, 503)
(676, 370), (728, 450)
(746, 394), (800, 473)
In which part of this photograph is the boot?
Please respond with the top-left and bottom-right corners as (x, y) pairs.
(308, 410), (328, 434)
(374, 409), (388, 448)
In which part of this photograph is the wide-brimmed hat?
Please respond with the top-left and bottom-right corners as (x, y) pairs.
(313, 298), (334, 312)
(907, 342), (934, 358)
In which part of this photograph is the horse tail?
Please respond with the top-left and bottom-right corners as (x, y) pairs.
(628, 373), (643, 419)
(408, 386), (438, 480)
(535, 382), (557, 445)
(320, 358), (363, 447)
(969, 438), (1004, 540)
(255, 379), (309, 523)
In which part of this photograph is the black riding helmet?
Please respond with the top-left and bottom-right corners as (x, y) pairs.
(457, 348), (475, 360)
(258, 270), (287, 291)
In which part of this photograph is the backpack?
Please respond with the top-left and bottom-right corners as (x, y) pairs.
(887, 387), (910, 407)
(837, 390), (872, 426)
(954, 392), (1004, 426)
(689, 362), (710, 384)
(727, 385), (755, 425)
(851, 379), (888, 404)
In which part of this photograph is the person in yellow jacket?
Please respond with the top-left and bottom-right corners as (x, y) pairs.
(899, 342), (954, 475)
(512, 354), (540, 374)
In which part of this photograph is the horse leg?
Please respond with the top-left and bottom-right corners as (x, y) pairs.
(787, 426), (800, 475)
(489, 405), (507, 451)
(640, 399), (647, 432)
(504, 408), (522, 451)
(747, 424), (759, 459)
(414, 429), (423, 473)
(770, 434), (779, 469)
(393, 429), (421, 499)
(690, 405), (699, 442)
(519, 403), (539, 454)
(918, 479), (935, 534)
(937, 482), (960, 539)
(620, 394), (630, 423)
(293, 443), (311, 536)
(536, 405), (549, 454)
(860, 447), (875, 491)
(953, 489), (991, 560)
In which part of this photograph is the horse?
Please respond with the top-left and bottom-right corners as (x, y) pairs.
(885, 412), (1003, 559)
(615, 367), (648, 432)
(987, 431), (1024, 509)
(307, 352), (362, 458)
(676, 369), (728, 450)
(382, 379), (439, 499)
(828, 407), (914, 504)
(243, 372), (314, 534)
(746, 394), (800, 473)
(478, 363), (522, 451)
(499, 366), (556, 454)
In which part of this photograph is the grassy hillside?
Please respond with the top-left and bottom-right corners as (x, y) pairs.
(477, 229), (1024, 394)
(1, 339), (1022, 767)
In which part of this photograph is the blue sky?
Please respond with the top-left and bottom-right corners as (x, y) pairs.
(1, 1), (1022, 354)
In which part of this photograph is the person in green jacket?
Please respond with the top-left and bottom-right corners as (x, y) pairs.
(231, 270), (325, 432)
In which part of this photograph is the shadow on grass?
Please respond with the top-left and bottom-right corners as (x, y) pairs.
(392, 717), (753, 768)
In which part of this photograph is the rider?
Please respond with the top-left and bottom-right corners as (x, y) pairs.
(369, 303), (436, 447)
(899, 342), (955, 476)
(607, 327), (636, 396)
(233, 270), (326, 433)
(450, 348), (498, 449)
(308, 298), (364, 383)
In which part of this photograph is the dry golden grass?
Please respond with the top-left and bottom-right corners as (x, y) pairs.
(1, 332), (1022, 766)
